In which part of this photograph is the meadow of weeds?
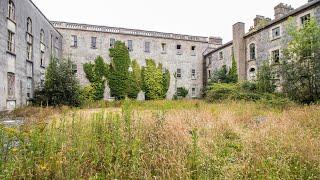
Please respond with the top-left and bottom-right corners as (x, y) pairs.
(0, 100), (319, 179)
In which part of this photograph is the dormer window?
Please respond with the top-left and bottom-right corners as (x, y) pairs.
(8, 1), (15, 21)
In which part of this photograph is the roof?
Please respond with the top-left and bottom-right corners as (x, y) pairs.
(203, 41), (233, 57)
(244, 0), (320, 38)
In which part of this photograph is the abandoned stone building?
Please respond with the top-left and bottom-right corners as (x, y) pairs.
(0, 0), (319, 111)
(204, 0), (320, 87)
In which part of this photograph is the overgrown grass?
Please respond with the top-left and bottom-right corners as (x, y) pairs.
(1, 100), (319, 179)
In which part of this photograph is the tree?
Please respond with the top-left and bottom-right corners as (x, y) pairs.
(209, 56), (238, 85)
(256, 62), (276, 93)
(43, 57), (81, 106)
(142, 59), (170, 100)
(108, 41), (131, 100)
(83, 56), (109, 100)
(281, 18), (320, 103)
(127, 60), (141, 99)
(228, 53), (238, 83)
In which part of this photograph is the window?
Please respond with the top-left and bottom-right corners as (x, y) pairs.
(191, 87), (196, 97)
(91, 37), (97, 49)
(27, 18), (32, 34)
(27, 77), (33, 98)
(191, 69), (196, 80)
(144, 42), (150, 53)
(249, 43), (256, 60)
(208, 70), (212, 79)
(40, 73), (45, 88)
(176, 69), (182, 78)
(40, 29), (45, 43)
(27, 43), (33, 60)
(219, 51), (223, 60)
(110, 38), (115, 47)
(161, 43), (167, 53)
(40, 52), (45, 67)
(128, 40), (133, 51)
(72, 64), (77, 74)
(8, 1), (15, 20)
(272, 27), (281, 39)
(177, 45), (181, 50)
(191, 46), (196, 51)
(301, 14), (311, 25)
(249, 67), (256, 80)
(71, 35), (77, 47)
(7, 31), (15, 53)
(7, 73), (15, 99)
(208, 56), (212, 65)
(272, 49), (280, 64)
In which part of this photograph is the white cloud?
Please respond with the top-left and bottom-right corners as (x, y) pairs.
(32, 0), (307, 43)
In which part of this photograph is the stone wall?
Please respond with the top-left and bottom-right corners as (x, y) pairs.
(53, 22), (217, 99)
(0, 0), (62, 111)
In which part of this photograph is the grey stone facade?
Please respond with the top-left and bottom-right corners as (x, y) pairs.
(51, 22), (221, 99)
(205, 0), (320, 84)
(0, 0), (62, 111)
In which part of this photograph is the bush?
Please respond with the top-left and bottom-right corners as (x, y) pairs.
(79, 85), (96, 105)
(176, 87), (189, 98)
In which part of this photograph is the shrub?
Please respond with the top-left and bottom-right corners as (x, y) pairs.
(176, 87), (189, 98)
(79, 85), (95, 105)
(37, 57), (81, 107)
(256, 62), (276, 93)
(127, 60), (142, 99)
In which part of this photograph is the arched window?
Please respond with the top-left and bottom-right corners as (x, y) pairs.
(249, 43), (256, 60)
(8, 1), (15, 20)
(249, 67), (257, 80)
(27, 18), (32, 34)
(40, 29), (45, 43)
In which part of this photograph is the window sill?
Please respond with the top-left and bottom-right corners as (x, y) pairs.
(26, 59), (33, 63)
(91, 47), (97, 49)
(248, 59), (256, 62)
(271, 37), (281, 41)
(7, 98), (16, 101)
(40, 65), (46, 69)
(161, 51), (167, 54)
(70, 46), (78, 48)
(6, 51), (16, 56)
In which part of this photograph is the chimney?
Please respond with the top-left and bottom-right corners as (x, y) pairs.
(274, 3), (294, 19)
(208, 36), (222, 48)
(254, 15), (271, 28)
(233, 22), (246, 81)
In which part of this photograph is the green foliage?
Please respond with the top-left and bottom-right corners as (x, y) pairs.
(142, 59), (170, 100)
(256, 62), (276, 93)
(209, 57), (238, 85)
(79, 85), (95, 105)
(176, 87), (189, 98)
(127, 60), (141, 99)
(281, 18), (320, 103)
(83, 56), (108, 100)
(39, 57), (81, 107)
(108, 41), (132, 100)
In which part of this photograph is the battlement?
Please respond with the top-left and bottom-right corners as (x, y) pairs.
(51, 21), (209, 43)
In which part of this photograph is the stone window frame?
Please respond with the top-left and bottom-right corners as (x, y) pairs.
(161, 43), (167, 54)
(8, 0), (15, 21)
(7, 72), (15, 100)
(208, 69), (212, 79)
(191, 86), (197, 98)
(248, 43), (256, 61)
(71, 35), (78, 48)
(248, 66), (257, 81)
(271, 26), (281, 40)
(176, 68), (182, 78)
(91, 37), (97, 49)
(7, 30), (15, 53)
(191, 69), (196, 80)
(144, 41), (150, 53)
(176, 44), (182, 55)
(218, 51), (223, 60)
(297, 10), (314, 27)
(110, 38), (116, 48)
(40, 51), (45, 67)
(268, 46), (282, 65)
(191, 46), (196, 56)
(40, 29), (45, 44)
(127, 40), (133, 51)
(27, 18), (32, 34)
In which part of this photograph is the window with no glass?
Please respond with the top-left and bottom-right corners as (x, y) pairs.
(110, 38), (115, 47)
(272, 27), (281, 39)
(176, 69), (182, 78)
(91, 37), (97, 48)
(128, 40), (133, 51)
(219, 51), (223, 60)
(191, 69), (196, 79)
(144, 42), (150, 53)
(272, 49), (280, 64)
(301, 14), (311, 25)
(161, 43), (166, 53)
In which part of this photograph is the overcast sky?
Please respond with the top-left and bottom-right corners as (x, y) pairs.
(32, 0), (307, 43)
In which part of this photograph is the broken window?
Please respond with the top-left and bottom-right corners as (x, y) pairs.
(249, 43), (256, 60)
(249, 67), (256, 80)
(191, 87), (196, 97)
(7, 30), (15, 53)
(7, 73), (15, 99)
(91, 37), (97, 49)
(176, 69), (182, 78)
(272, 49), (280, 64)
(71, 35), (77, 47)
(144, 42), (150, 53)
(40, 51), (45, 67)
(128, 40), (133, 51)
(301, 14), (311, 25)
(8, 1), (15, 20)
(272, 27), (281, 39)
(110, 38), (115, 47)
(219, 51), (223, 60)
(161, 43), (167, 53)
(177, 45), (181, 50)
(191, 69), (196, 79)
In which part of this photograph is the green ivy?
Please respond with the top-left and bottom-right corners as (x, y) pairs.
(127, 60), (141, 99)
(142, 59), (170, 100)
(83, 56), (109, 100)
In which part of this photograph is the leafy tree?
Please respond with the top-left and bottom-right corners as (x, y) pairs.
(127, 60), (141, 99)
(281, 18), (320, 103)
(142, 59), (170, 100)
(43, 57), (81, 106)
(228, 54), (238, 83)
(83, 56), (108, 100)
(256, 62), (276, 93)
(108, 41), (131, 100)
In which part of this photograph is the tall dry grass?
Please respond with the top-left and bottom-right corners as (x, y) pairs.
(0, 100), (319, 179)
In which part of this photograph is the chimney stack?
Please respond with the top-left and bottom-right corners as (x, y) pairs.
(208, 36), (223, 48)
(274, 3), (294, 19)
(254, 15), (271, 28)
